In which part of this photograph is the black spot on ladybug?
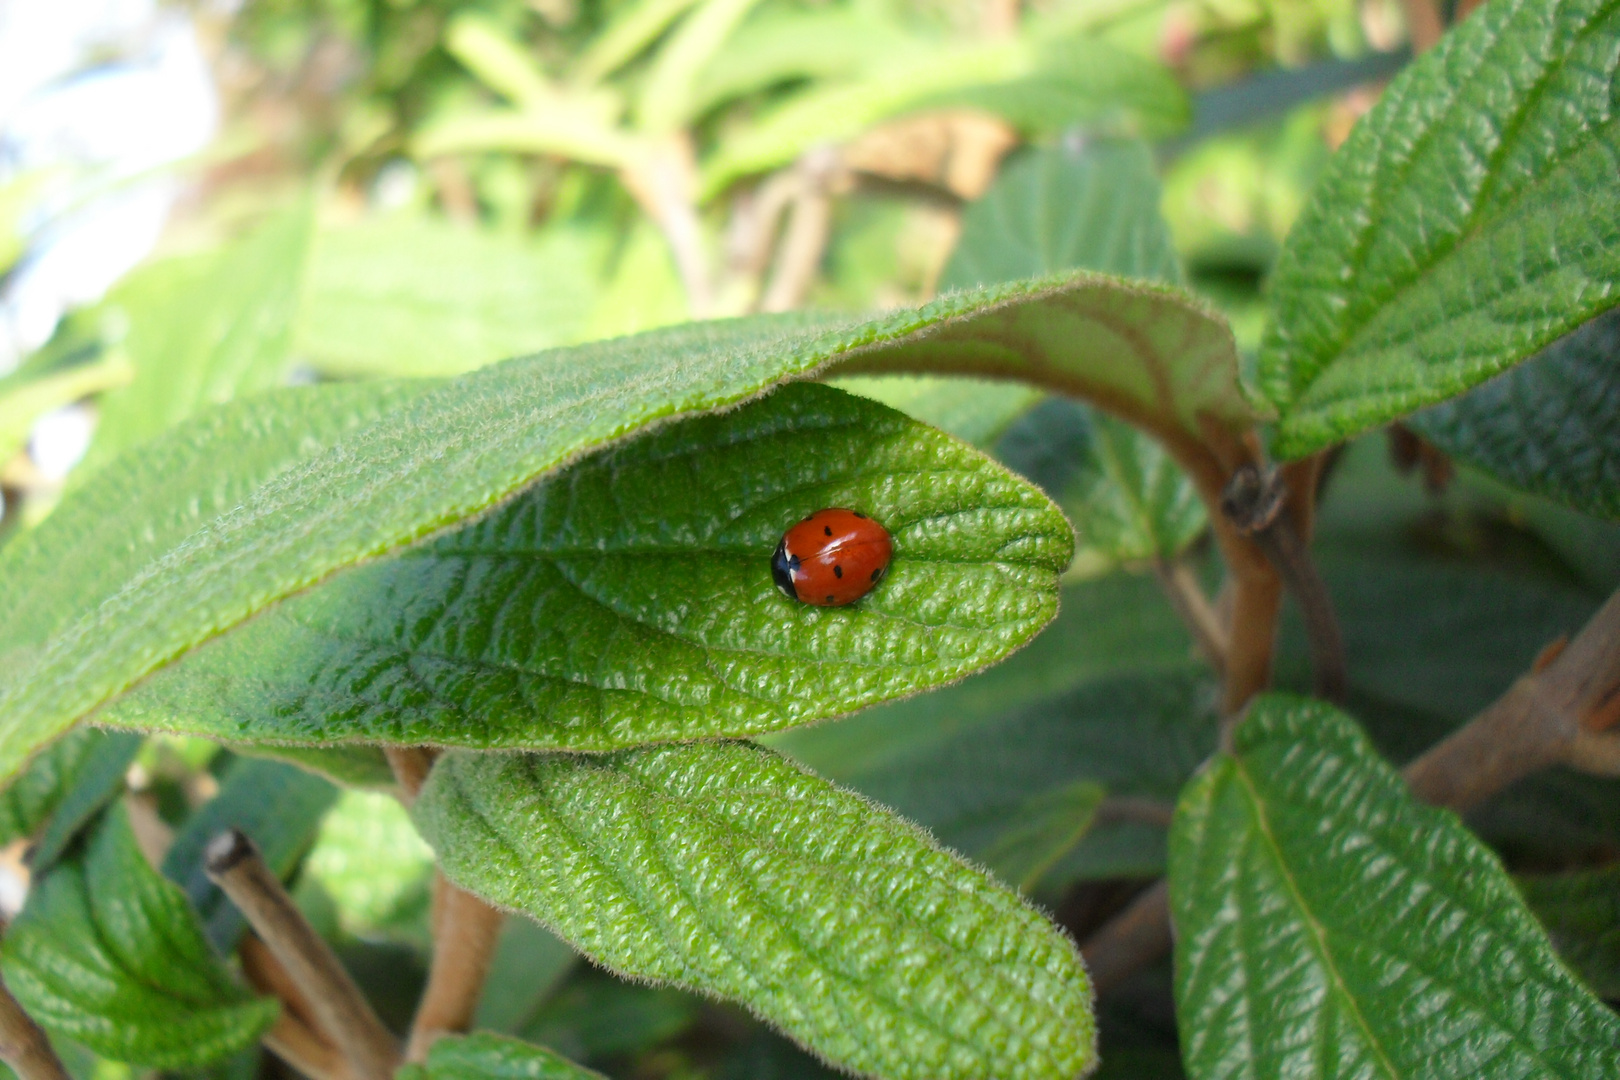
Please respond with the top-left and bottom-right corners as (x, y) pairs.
(825, 594), (835, 603)
(824, 525), (833, 536)
(870, 567), (883, 582)
(833, 565), (843, 578)
(853, 512), (866, 519)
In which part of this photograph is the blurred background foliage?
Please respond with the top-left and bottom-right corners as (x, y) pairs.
(7, 0), (1616, 1077)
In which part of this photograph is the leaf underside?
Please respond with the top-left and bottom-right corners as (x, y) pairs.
(1258, 0), (1620, 457)
(101, 383), (1072, 751)
(415, 741), (1096, 1080)
(1171, 694), (1620, 1080)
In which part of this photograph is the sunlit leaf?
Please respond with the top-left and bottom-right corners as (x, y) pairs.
(1171, 694), (1620, 1080)
(1257, 0), (1620, 456)
(2, 805), (278, 1068)
(399, 1032), (603, 1080)
(416, 742), (1096, 1080)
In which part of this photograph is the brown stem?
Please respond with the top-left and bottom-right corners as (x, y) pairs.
(0, 976), (68, 1080)
(1404, 588), (1620, 810)
(385, 747), (436, 804)
(1221, 464), (1346, 704)
(240, 936), (353, 1080)
(618, 136), (713, 316)
(205, 831), (400, 1080)
(1400, 0), (1445, 52)
(760, 149), (842, 313)
(1152, 557), (1229, 678)
(405, 876), (506, 1061)
(1079, 879), (1172, 994)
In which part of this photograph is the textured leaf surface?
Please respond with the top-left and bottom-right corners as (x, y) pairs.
(29, 731), (142, 872)
(997, 398), (1206, 573)
(1518, 864), (1620, 998)
(100, 383), (1070, 750)
(1171, 694), (1620, 1080)
(400, 1032), (604, 1080)
(2, 805), (278, 1067)
(415, 742), (1096, 1080)
(298, 216), (604, 378)
(80, 203), (313, 478)
(1258, 0), (1620, 456)
(0, 271), (1245, 783)
(939, 138), (1181, 292)
(1410, 306), (1620, 521)
(162, 757), (338, 951)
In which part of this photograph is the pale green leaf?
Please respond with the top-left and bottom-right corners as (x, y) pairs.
(400, 1032), (604, 1080)
(445, 14), (555, 109)
(1258, 0), (1620, 457)
(303, 789), (435, 942)
(412, 108), (641, 170)
(99, 383), (1071, 750)
(698, 34), (1187, 198)
(297, 215), (605, 379)
(161, 757), (338, 952)
(228, 742), (397, 789)
(2, 805), (279, 1068)
(997, 398), (1207, 573)
(1409, 306), (1620, 521)
(79, 202), (314, 479)
(939, 138), (1181, 291)
(0, 354), (132, 466)
(416, 742), (1096, 1080)
(573, 0), (703, 84)
(1518, 864), (1620, 999)
(831, 375), (1043, 446)
(1171, 694), (1620, 1080)
(636, 0), (768, 131)
(0, 272), (1228, 783)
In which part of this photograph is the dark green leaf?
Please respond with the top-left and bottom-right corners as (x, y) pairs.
(29, 731), (142, 872)
(415, 742), (1096, 1080)
(476, 918), (578, 1034)
(1258, 0), (1620, 457)
(99, 383), (1071, 751)
(1410, 306), (1620, 521)
(161, 757), (338, 952)
(974, 781), (1105, 893)
(0, 728), (101, 848)
(519, 968), (700, 1062)
(1171, 694), (1620, 1079)
(940, 138), (1181, 291)
(0, 271), (1243, 783)
(2, 804), (278, 1067)
(1518, 864), (1620, 999)
(398, 1032), (603, 1080)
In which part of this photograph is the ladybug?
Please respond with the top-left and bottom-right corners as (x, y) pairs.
(771, 508), (893, 607)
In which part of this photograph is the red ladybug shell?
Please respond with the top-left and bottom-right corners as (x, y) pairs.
(772, 508), (893, 607)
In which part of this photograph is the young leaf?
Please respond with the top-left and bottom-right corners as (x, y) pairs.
(996, 398), (1207, 573)
(0, 272), (1238, 785)
(1409, 306), (1620, 521)
(2, 804), (279, 1067)
(1258, 0), (1620, 457)
(1518, 864), (1620, 999)
(415, 742), (1096, 1080)
(939, 138), (1181, 291)
(298, 216), (605, 379)
(398, 1032), (604, 1080)
(80, 201), (314, 478)
(98, 383), (1071, 751)
(161, 757), (339, 952)
(1171, 694), (1620, 1080)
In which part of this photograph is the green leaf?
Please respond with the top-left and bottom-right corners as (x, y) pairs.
(399, 1032), (604, 1080)
(1171, 694), (1620, 1080)
(297, 216), (605, 379)
(1258, 0), (1620, 457)
(975, 781), (1105, 893)
(1518, 864), (1620, 999)
(227, 742), (397, 789)
(939, 138), (1181, 291)
(79, 202), (314, 478)
(997, 398), (1207, 573)
(476, 919), (579, 1034)
(2, 804), (279, 1067)
(829, 375), (1043, 447)
(0, 727), (103, 848)
(636, 0), (768, 131)
(0, 353), (132, 466)
(30, 732), (143, 872)
(98, 382), (1071, 750)
(161, 757), (338, 952)
(302, 789), (435, 943)
(519, 969), (700, 1062)
(698, 33), (1187, 198)
(415, 742), (1096, 1080)
(1409, 306), (1620, 521)
(0, 273), (1231, 783)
